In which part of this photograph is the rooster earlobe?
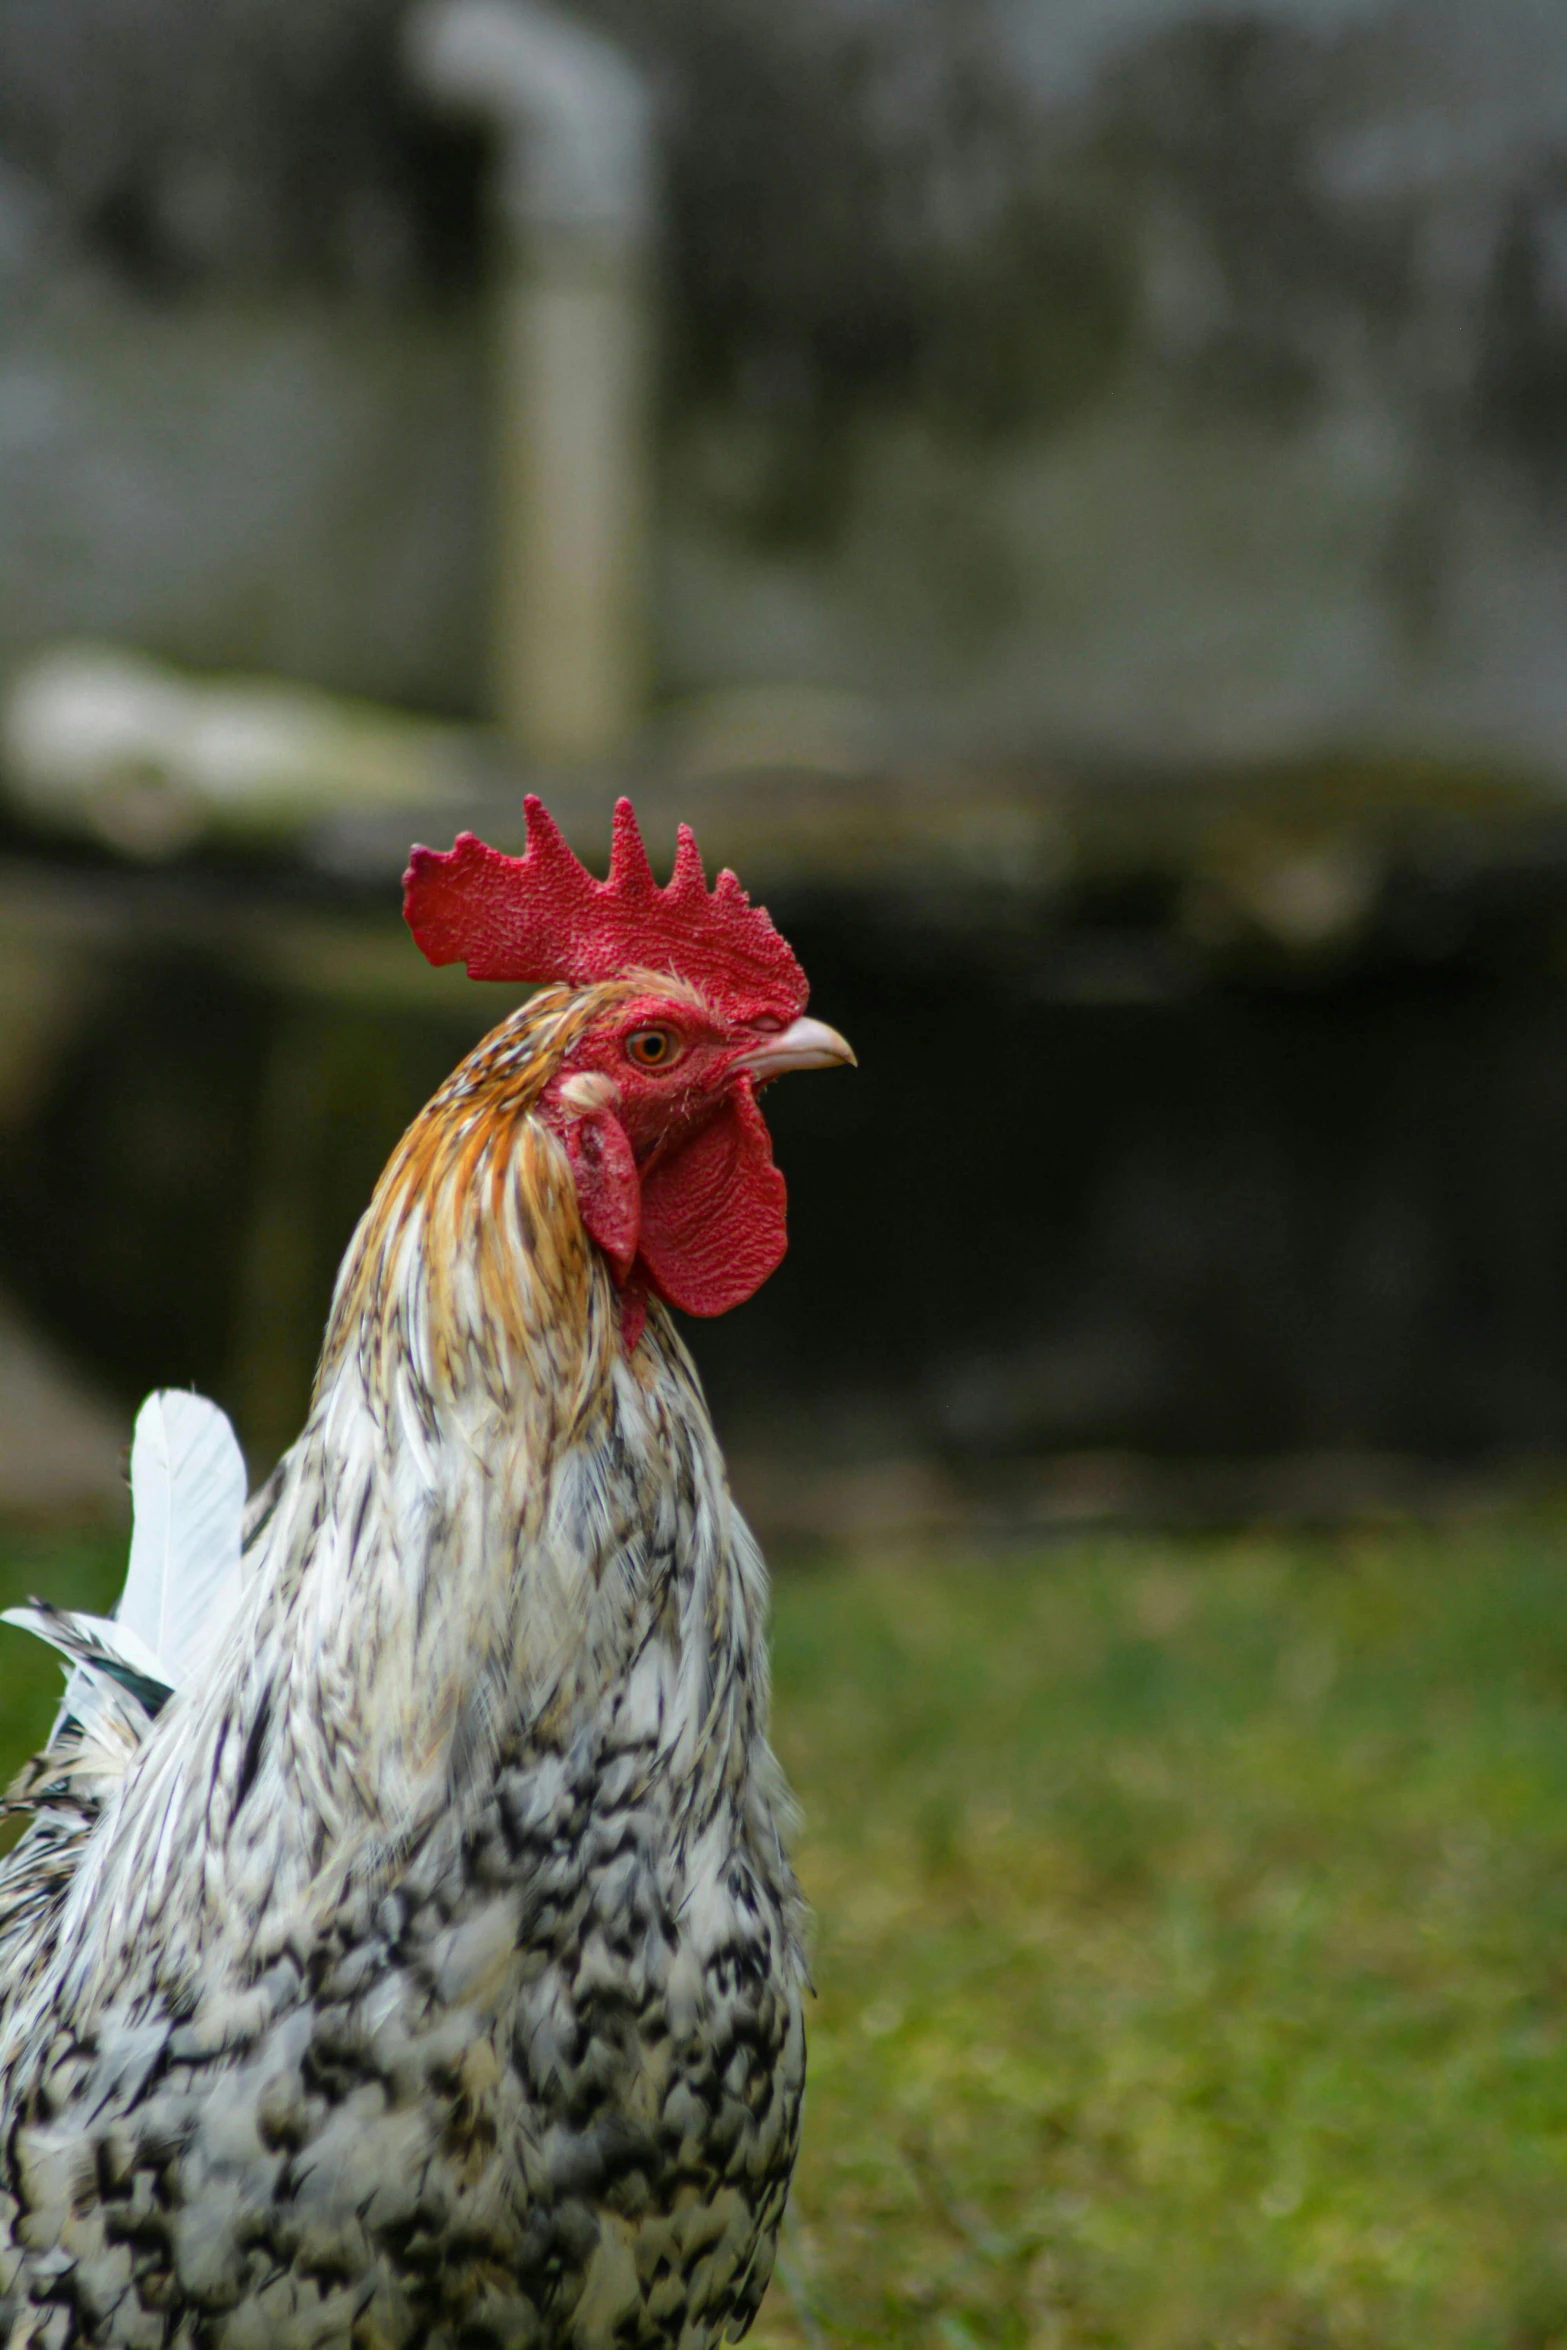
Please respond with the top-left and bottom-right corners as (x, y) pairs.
(563, 1109), (640, 1287)
(636, 1082), (788, 1317)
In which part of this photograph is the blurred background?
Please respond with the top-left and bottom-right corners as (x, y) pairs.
(7, 0), (1567, 1529)
(9, 8), (1567, 2340)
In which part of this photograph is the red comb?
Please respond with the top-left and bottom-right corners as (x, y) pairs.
(403, 796), (807, 1024)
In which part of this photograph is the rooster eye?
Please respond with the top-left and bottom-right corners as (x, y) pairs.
(626, 1026), (681, 1070)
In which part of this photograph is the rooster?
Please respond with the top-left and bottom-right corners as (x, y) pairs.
(0, 797), (854, 2350)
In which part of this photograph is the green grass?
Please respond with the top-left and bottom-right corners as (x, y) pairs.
(5, 1520), (1567, 2346)
(760, 1527), (1567, 2350)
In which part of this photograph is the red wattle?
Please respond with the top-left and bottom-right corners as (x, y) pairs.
(563, 1110), (640, 1285)
(635, 1082), (788, 1318)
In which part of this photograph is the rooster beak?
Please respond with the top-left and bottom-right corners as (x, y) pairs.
(736, 1016), (857, 1082)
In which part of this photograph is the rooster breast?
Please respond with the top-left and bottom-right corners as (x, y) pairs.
(0, 1286), (807, 2350)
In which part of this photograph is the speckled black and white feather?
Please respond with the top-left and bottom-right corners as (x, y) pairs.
(0, 982), (807, 2350)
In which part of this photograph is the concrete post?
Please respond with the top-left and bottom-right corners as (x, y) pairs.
(405, 0), (653, 763)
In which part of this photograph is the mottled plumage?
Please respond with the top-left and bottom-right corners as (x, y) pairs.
(0, 802), (853, 2350)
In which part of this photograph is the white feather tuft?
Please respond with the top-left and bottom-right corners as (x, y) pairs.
(0, 1605), (165, 1689)
(1, 1599), (172, 1747)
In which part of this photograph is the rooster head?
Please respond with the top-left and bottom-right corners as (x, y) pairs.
(403, 797), (854, 1339)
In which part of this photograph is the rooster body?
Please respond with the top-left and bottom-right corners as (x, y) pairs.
(0, 810), (851, 2349)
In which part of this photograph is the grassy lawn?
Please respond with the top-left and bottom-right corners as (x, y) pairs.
(4, 1518), (1567, 2347)
(761, 1526), (1567, 2350)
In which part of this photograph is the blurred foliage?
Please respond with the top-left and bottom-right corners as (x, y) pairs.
(1096, 15), (1403, 423)
(0, 0), (482, 296)
(0, 0), (1139, 552)
(619, 1), (1135, 545)
(9, 0), (1567, 719)
(16, 0), (1567, 490)
(4, 1519), (1567, 2341)
(1480, 171), (1567, 479)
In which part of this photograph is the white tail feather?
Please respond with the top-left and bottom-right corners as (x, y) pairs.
(2, 1390), (247, 1752)
(119, 1390), (246, 1689)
